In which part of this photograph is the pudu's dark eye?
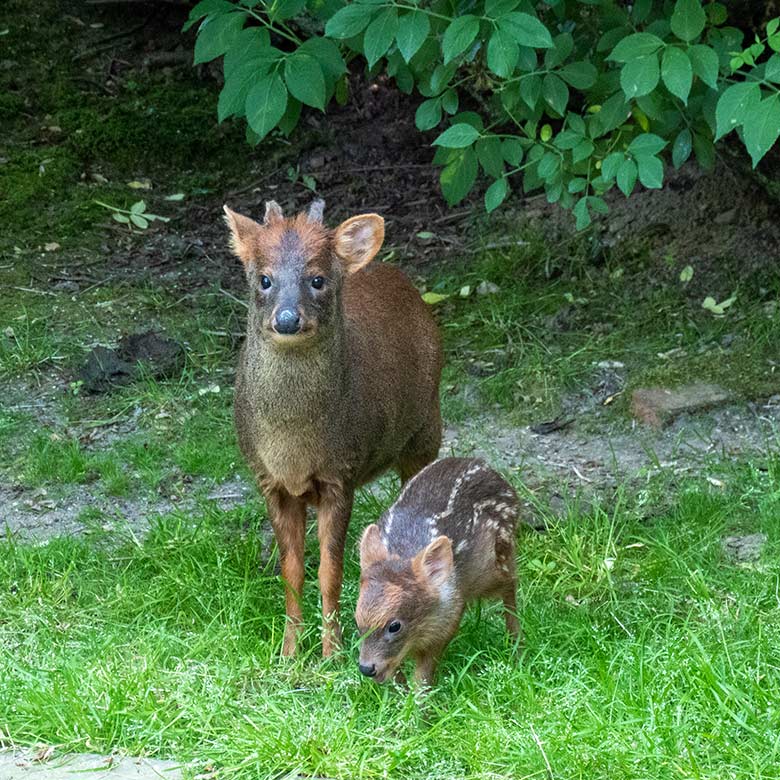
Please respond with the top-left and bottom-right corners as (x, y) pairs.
(311, 276), (325, 290)
(387, 620), (402, 635)
(260, 275), (272, 290)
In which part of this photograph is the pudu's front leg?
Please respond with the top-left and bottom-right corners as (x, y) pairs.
(316, 483), (354, 657)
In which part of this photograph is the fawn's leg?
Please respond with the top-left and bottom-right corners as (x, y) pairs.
(413, 651), (441, 688)
(502, 581), (522, 641)
(266, 489), (307, 657)
(317, 485), (353, 657)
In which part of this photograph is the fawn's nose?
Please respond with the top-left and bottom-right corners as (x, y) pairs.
(359, 662), (376, 678)
(273, 308), (301, 335)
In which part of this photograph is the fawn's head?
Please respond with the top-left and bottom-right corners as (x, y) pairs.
(224, 200), (385, 346)
(355, 524), (455, 683)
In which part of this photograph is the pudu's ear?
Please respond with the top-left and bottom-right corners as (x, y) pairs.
(264, 200), (284, 224)
(360, 524), (388, 568)
(334, 214), (385, 273)
(417, 535), (454, 590)
(307, 198), (325, 223)
(223, 205), (262, 266)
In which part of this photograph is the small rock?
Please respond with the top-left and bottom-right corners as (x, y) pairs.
(722, 533), (767, 563)
(477, 281), (500, 296)
(714, 208), (737, 225)
(631, 383), (734, 428)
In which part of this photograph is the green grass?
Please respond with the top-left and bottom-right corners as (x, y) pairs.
(1, 461), (779, 779)
(433, 237), (780, 424)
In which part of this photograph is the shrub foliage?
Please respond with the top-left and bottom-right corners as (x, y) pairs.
(187, 0), (780, 225)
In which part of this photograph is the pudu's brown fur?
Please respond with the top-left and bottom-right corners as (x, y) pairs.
(356, 457), (520, 685)
(225, 200), (443, 657)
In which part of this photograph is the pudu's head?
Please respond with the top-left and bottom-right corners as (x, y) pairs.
(355, 524), (455, 683)
(224, 200), (384, 346)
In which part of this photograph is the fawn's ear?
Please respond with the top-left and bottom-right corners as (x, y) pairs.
(264, 200), (284, 224)
(223, 205), (262, 266)
(360, 524), (388, 568)
(417, 536), (454, 590)
(307, 198), (325, 223)
(334, 214), (385, 273)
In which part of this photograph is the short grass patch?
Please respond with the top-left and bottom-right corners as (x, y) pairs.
(1, 462), (779, 779)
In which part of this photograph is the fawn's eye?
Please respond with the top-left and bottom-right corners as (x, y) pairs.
(260, 275), (272, 290)
(387, 620), (402, 635)
(311, 276), (325, 290)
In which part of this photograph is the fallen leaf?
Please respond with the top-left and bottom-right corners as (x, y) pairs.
(416, 231), (436, 240)
(127, 180), (152, 190)
(421, 292), (450, 304)
(459, 285), (471, 297)
(706, 476), (725, 488)
(164, 192), (186, 201)
(44, 242), (60, 252)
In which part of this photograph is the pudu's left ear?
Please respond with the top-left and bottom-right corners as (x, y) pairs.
(334, 214), (385, 273)
(359, 524), (388, 568)
(223, 205), (262, 266)
(417, 536), (454, 590)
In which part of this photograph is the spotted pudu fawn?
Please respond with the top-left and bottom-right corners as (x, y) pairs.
(224, 199), (443, 658)
(356, 457), (520, 685)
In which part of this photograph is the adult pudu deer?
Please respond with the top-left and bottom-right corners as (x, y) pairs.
(224, 199), (443, 657)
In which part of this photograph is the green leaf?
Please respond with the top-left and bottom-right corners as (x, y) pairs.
(590, 93), (630, 137)
(269, 0), (306, 21)
(364, 8), (398, 67)
(476, 137), (505, 177)
(620, 53), (660, 99)
(422, 292), (450, 304)
(298, 37), (346, 80)
(715, 82), (761, 139)
(637, 155), (663, 188)
(661, 46), (693, 103)
(742, 94), (780, 167)
(284, 54), (326, 110)
(572, 138), (594, 163)
(440, 148), (478, 204)
(502, 138), (524, 165)
(617, 158), (638, 196)
(568, 177), (587, 193)
(706, 2), (727, 25)
(396, 10), (429, 63)
(672, 128), (693, 167)
(573, 197), (591, 229)
(415, 98), (441, 131)
(443, 15), (480, 64)
(130, 200), (146, 214)
(692, 131), (715, 170)
(485, 0), (519, 18)
(488, 28), (519, 77)
(628, 133), (667, 156)
(521, 74), (542, 109)
(485, 177), (509, 212)
(553, 130), (581, 150)
(245, 72), (287, 140)
(497, 13), (553, 49)
(688, 44), (719, 89)
(680, 264), (694, 282)
(537, 152), (559, 179)
(608, 32), (665, 63)
(130, 214), (149, 229)
(433, 123), (481, 148)
(183, 0), (233, 32)
(277, 96), (302, 136)
(441, 89), (459, 114)
(219, 55), (270, 122)
(671, 0), (706, 42)
(542, 73), (569, 115)
(112, 212), (130, 224)
(194, 12), (246, 64)
(768, 18), (780, 37)
(545, 32), (573, 69)
(602, 152), (624, 180)
(765, 54), (780, 83)
(632, 0), (652, 23)
(559, 61), (597, 90)
(325, 4), (374, 38)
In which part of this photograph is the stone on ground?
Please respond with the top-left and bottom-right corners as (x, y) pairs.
(631, 383), (734, 428)
(0, 750), (183, 779)
(722, 533), (767, 563)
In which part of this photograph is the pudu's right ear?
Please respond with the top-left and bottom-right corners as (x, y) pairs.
(360, 524), (388, 568)
(223, 205), (262, 266)
(418, 535), (454, 590)
(334, 214), (385, 273)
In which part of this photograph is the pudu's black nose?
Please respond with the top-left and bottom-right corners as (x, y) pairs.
(359, 662), (376, 678)
(274, 308), (301, 335)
